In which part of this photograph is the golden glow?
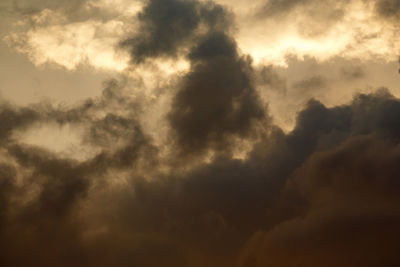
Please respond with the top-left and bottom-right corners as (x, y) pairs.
(7, 18), (129, 71)
(237, 0), (400, 65)
(14, 123), (99, 161)
(5, 0), (399, 72)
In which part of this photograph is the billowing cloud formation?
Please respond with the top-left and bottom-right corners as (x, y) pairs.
(242, 142), (400, 266)
(169, 32), (265, 154)
(2, 81), (400, 266)
(120, 0), (230, 63)
(238, 0), (400, 65)
(375, 0), (400, 19)
(1, 0), (400, 266)
(5, 0), (400, 71)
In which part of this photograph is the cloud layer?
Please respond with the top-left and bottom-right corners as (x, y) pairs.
(0, 0), (400, 266)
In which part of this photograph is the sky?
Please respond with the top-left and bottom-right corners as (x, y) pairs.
(0, 0), (400, 266)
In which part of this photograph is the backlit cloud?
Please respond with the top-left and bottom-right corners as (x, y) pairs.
(0, 0), (399, 266)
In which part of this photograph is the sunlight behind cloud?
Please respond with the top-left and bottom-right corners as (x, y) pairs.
(7, 18), (129, 71)
(5, 0), (399, 72)
(237, 0), (400, 65)
(14, 122), (99, 161)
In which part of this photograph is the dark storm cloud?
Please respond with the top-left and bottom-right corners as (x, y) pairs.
(87, 116), (157, 170)
(0, 144), (90, 267)
(122, 0), (267, 155)
(0, 78), (155, 220)
(85, 89), (400, 267)
(121, 0), (232, 63)
(238, 90), (400, 267)
(0, 104), (39, 143)
(375, 0), (400, 19)
(2, 83), (400, 266)
(169, 31), (266, 154)
(8, 144), (89, 219)
(0, 79), (149, 215)
(50, 79), (157, 171)
(241, 135), (400, 267)
(0, 79), (157, 267)
(0, 164), (16, 226)
(1, 0), (400, 266)
(121, 0), (201, 63)
(0, 79), (141, 141)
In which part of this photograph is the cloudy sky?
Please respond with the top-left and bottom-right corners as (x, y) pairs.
(0, 0), (400, 266)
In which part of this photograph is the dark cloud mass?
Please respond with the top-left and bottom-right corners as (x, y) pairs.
(1, 0), (400, 266)
(121, 0), (201, 63)
(375, 0), (400, 18)
(241, 134), (400, 267)
(169, 31), (266, 154)
(121, 0), (231, 63)
(2, 84), (400, 266)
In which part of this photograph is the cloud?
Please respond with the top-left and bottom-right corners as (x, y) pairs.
(255, 65), (287, 93)
(168, 31), (266, 155)
(5, 0), (400, 72)
(1, 76), (400, 266)
(1, 0), (400, 266)
(120, 0), (231, 63)
(340, 64), (365, 80)
(374, 0), (400, 19)
(292, 75), (327, 92)
(0, 104), (39, 143)
(235, 0), (400, 66)
(260, 0), (314, 17)
(80, 89), (400, 267)
(121, 0), (202, 63)
(0, 78), (158, 266)
(4, 0), (120, 22)
(241, 134), (400, 267)
(239, 89), (400, 267)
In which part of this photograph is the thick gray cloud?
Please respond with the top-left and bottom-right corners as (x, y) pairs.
(121, 0), (202, 63)
(169, 31), (266, 155)
(88, 89), (400, 267)
(1, 80), (400, 267)
(0, 79), (157, 267)
(1, 0), (400, 266)
(375, 0), (400, 19)
(241, 134), (400, 267)
(121, 0), (267, 154)
(121, 0), (231, 63)
(0, 105), (39, 143)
